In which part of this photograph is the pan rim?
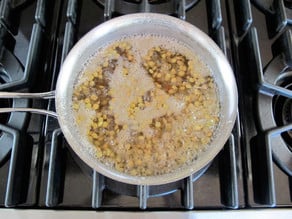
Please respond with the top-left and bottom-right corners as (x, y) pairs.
(55, 13), (238, 185)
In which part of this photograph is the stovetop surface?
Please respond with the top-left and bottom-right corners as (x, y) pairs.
(0, 0), (291, 210)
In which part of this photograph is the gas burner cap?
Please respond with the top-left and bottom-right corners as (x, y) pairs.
(257, 55), (292, 175)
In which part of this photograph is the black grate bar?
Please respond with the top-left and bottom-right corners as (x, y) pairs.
(213, 26), (227, 56)
(45, 129), (65, 207)
(206, 0), (222, 31)
(219, 134), (239, 209)
(238, 27), (263, 90)
(235, 23), (276, 206)
(177, 0), (186, 20)
(104, 0), (114, 20)
(61, 22), (75, 64)
(182, 175), (194, 209)
(266, 0), (288, 38)
(250, 134), (276, 206)
(23, 0), (53, 91)
(258, 31), (292, 98)
(206, 0), (226, 55)
(0, 23), (45, 90)
(22, 23), (45, 88)
(207, 3), (239, 207)
(61, 0), (79, 63)
(4, 124), (33, 207)
(138, 185), (149, 209)
(234, 24), (269, 206)
(66, 0), (79, 25)
(259, 54), (292, 98)
(0, 0), (19, 35)
(251, 0), (273, 13)
(8, 0), (28, 9)
(266, 124), (292, 176)
(35, 0), (52, 28)
(0, 99), (29, 163)
(232, 0), (252, 37)
(91, 171), (105, 208)
(140, 0), (151, 12)
(0, 47), (25, 91)
(46, 6), (79, 200)
(0, 23), (15, 52)
(272, 29), (292, 66)
(104, 0), (186, 20)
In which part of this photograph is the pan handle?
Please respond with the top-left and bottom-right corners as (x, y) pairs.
(0, 90), (58, 118)
(0, 90), (55, 99)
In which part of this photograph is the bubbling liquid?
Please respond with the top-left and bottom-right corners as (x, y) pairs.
(72, 34), (220, 176)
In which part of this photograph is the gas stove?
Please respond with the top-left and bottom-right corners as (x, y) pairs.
(0, 0), (291, 215)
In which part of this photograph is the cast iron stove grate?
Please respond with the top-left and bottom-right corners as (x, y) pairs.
(0, 0), (248, 210)
(41, 0), (242, 210)
(228, 0), (292, 207)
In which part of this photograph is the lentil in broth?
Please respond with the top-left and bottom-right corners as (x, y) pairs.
(72, 35), (220, 176)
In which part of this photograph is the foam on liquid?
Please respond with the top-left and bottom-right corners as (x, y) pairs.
(72, 34), (220, 176)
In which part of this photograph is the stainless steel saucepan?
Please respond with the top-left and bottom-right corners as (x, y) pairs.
(0, 13), (238, 185)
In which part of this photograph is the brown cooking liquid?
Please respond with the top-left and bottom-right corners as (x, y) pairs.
(72, 35), (220, 176)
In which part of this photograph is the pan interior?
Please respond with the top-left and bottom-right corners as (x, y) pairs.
(56, 13), (237, 185)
